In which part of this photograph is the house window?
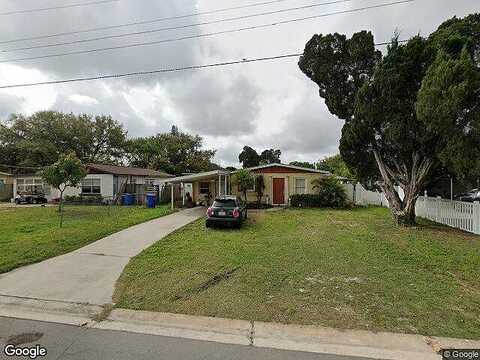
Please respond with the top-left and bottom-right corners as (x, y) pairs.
(16, 178), (50, 194)
(199, 182), (210, 194)
(81, 178), (101, 195)
(295, 178), (306, 194)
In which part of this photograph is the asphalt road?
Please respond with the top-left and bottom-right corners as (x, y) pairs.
(0, 317), (377, 360)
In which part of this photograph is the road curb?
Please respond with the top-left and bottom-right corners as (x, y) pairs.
(92, 309), (252, 346)
(0, 295), (101, 326)
(2, 300), (480, 360)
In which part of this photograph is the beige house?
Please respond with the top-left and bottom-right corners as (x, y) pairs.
(164, 164), (331, 208)
(232, 164), (331, 205)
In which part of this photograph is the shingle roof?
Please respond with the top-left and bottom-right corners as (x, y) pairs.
(86, 163), (173, 178)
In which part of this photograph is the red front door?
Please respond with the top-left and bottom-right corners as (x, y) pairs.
(273, 178), (285, 204)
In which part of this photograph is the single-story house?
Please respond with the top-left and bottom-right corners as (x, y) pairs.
(164, 164), (331, 208)
(13, 163), (173, 202)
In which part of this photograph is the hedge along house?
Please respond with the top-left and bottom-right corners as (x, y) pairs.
(13, 164), (173, 203)
(232, 164), (331, 206)
(163, 170), (231, 209)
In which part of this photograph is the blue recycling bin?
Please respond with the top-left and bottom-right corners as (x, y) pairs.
(122, 193), (135, 206)
(146, 193), (156, 209)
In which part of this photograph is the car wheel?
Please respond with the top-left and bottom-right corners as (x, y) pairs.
(15, 199), (20, 205)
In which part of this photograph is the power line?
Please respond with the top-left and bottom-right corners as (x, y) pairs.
(1, 0), (360, 53)
(0, 0), (414, 64)
(0, 0), (298, 44)
(0, 0), (120, 16)
(0, 40), (409, 89)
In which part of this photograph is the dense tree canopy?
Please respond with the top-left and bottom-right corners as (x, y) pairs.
(299, 14), (480, 226)
(0, 111), (127, 169)
(317, 154), (355, 179)
(126, 126), (216, 176)
(289, 161), (316, 169)
(238, 146), (281, 168)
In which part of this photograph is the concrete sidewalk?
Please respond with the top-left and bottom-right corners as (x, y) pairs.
(0, 207), (204, 305)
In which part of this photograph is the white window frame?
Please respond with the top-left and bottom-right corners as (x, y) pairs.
(16, 177), (50, 194)
(81, 178), (101, 195)
(295, 178), (306, 194)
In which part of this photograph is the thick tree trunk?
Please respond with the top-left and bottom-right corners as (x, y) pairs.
(383, 184), (417, 227)
(373, 150), (433, 228)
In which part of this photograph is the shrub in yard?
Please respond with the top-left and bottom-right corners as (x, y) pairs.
(291, 177), (348, 208)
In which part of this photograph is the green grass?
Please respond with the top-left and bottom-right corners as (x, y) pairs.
(0, 204), (173, 273)
(114, 207), (480, 339)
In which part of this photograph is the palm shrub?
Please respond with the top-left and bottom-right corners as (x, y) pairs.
(291, 177), (348, 208)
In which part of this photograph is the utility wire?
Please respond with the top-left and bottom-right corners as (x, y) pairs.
(0, 0), (298, 44)
(0, 40), (409, 89)
(1, 0), (360, 53)
(0, 0), (120, 16)
(0, 0), (414, 64)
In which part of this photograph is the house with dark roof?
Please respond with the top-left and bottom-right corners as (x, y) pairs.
(13, 163), (173, 202)
(164, 163), (331, 208)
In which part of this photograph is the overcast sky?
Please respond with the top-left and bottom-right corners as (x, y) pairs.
(0, 0), (477, 167)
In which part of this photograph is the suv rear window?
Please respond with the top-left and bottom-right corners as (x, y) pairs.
(213, 199), (237, 207)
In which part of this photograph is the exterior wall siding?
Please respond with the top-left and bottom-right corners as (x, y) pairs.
(232, 173), (329, 204)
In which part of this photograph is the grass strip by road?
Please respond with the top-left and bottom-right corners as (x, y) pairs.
(0, 205), (173, 273)
(115, 207), (480, 339)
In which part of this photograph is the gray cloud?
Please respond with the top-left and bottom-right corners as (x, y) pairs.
(0, 0), (477, 167)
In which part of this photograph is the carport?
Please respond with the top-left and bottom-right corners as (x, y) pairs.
(164, 170), (231, 209)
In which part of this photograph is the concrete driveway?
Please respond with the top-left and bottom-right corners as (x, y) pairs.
(0, 207), (204, 305)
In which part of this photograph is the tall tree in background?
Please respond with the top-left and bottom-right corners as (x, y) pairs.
(299, 14), (480, 226)
(260, 149), (281, 165)
(239, 146), (281, 168)
(317, 154), (355, 179)
(239, 146), (260, 168)
(289, 161), (316, 169)
(127, 126), (216, 176)
(0, 111), (127, 168)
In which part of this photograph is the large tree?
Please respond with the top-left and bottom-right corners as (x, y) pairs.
(299, 14), (480, 226)
(127, 126), (216, 176)
(239, 146), (282, 168)
(0, 111), (127, 168)
(239, 146), (260, 168)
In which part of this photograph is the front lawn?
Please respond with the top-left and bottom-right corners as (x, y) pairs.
(115, 207), (480, 339)
(0, 205), (173, 273)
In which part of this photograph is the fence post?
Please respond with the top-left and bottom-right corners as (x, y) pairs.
(473, 201), (480, 235)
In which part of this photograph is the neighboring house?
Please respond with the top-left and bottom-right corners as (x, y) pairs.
(0, 171), (14, 201)
(13, 164), (173, 202)
(164, 164), (331, 208)
(232, 164), (331, 205)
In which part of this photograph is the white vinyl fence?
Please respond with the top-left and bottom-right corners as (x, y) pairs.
(343, 183), (480, 234)
(343, 183), (391, 207)
(416, 196), (480, 235)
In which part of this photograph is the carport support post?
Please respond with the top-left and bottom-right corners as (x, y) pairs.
(218, 175), (221, 196)
(170, 184), (174, 210)
(224, 175), (227, 196)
